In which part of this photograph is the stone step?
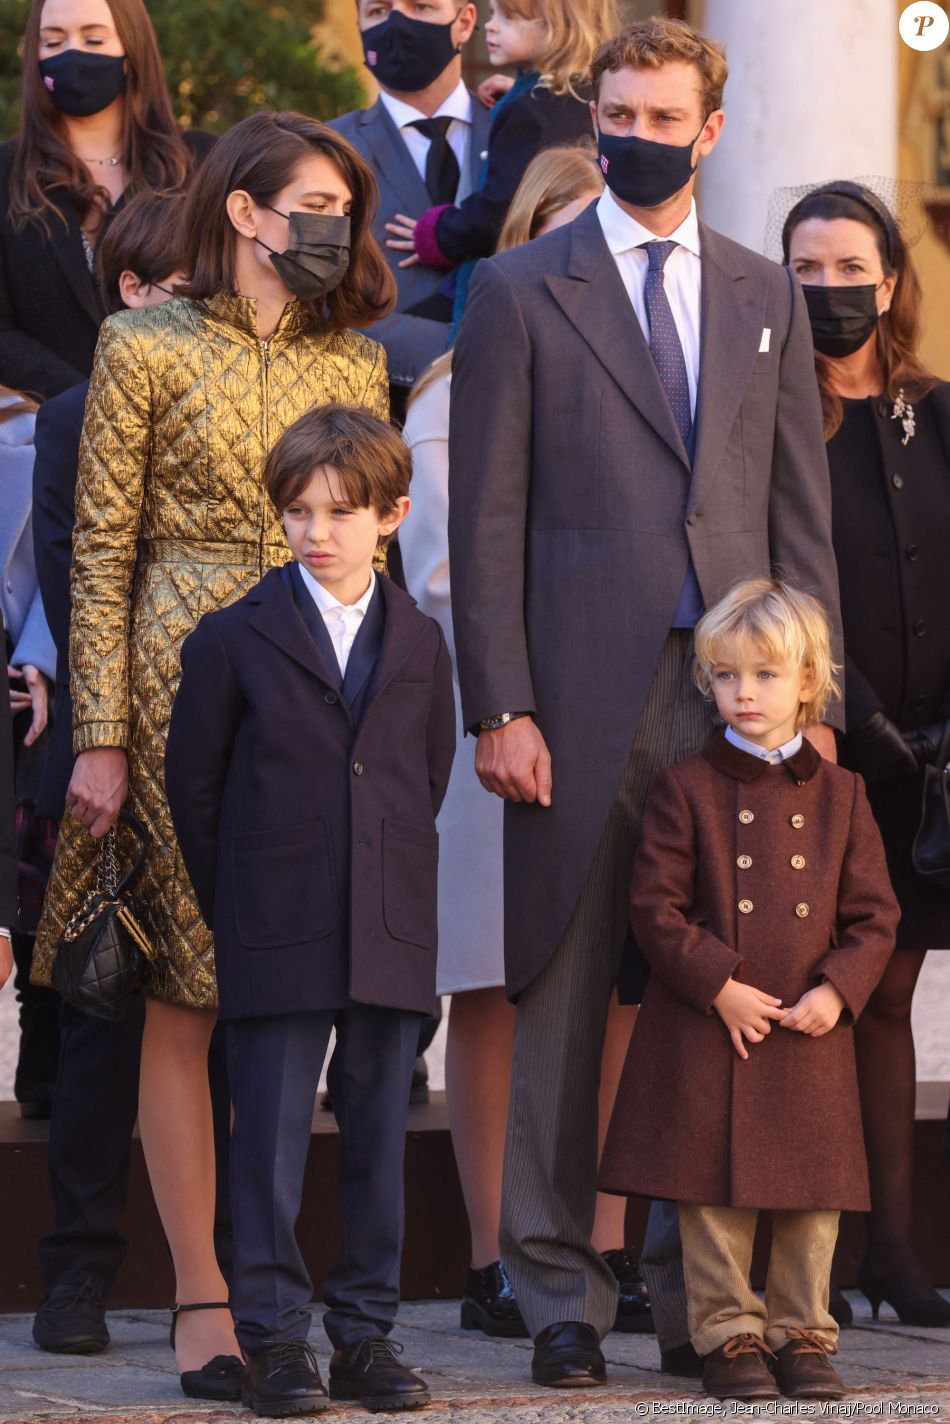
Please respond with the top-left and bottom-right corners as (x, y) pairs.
(0, 1085), (947, 1313)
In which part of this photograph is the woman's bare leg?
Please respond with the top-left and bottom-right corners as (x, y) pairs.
(592, 994), (638, 1252)
(138, 998), (239, 1372)
(444, 987), (515, 1268)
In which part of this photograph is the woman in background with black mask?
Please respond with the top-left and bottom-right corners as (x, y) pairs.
(784, 180), (950, 1328)
(0, 0), (214, 398)
(31, 110), (395, 1398)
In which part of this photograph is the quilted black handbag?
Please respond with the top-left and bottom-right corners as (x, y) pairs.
(912, 720), (950, 895)
(53, 811), (153, 1019)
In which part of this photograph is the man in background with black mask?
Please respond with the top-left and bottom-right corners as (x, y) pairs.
(330, 0), (488, 415)
(447, 15), (843, 1392)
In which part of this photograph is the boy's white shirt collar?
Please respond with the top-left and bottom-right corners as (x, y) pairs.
(725, 724), (803, 766)
(298, 564), (376, 616)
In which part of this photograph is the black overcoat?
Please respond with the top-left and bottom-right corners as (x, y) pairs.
(0, 130), (214, 398)
(165, 565), (455, 1022)
(830, 386), (950, 949)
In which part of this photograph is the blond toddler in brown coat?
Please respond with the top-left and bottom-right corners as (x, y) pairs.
(599, 579), (899, 1403)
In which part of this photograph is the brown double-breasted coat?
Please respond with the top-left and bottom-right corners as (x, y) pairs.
(599, 732), (899, 1212)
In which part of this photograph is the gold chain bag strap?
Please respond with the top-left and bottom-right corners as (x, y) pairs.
(53, 810), (153, 1020)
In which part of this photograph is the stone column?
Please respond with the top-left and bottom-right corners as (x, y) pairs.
(698, 0), (898, 255)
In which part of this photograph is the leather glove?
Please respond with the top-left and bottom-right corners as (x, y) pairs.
(902, 720), (948, 771)
(847, 711), (919, 785)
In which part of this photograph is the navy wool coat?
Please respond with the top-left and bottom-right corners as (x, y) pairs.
(165, 565), (455, 1021)
(599, 732), (899, 1212)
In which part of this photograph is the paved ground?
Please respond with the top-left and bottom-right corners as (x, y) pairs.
(1, 1297), (949, 1423)
(2, 951), (949, 1097)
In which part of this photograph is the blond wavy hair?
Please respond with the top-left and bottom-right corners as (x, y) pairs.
(496, 141), (602, 251)
(499, 0), (618, 96)
(693, 578), (840, 729)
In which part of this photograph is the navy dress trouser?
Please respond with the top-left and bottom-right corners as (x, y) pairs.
(226, 1004), (420, 1353)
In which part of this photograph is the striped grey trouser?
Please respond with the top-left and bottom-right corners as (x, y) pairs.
(499, 629), (717, 1342)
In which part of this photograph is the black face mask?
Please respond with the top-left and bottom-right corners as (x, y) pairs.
(361, 9), (460, 93)
(597, 124), (704, 209)
(39, 49), (126, 118)
(256, 209), (351, 302)
(801, 283), (884, 358)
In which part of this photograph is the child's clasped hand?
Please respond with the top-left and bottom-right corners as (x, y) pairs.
(712, 978), (784, 1061)
(779, 981), (846, 1038)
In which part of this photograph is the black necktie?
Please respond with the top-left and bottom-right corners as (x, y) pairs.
(408, 116), (460, 206)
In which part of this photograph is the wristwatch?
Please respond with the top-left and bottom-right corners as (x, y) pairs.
(479, 711), (531, 732)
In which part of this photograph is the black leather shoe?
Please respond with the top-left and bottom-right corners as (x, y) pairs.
(329, 1336), (430, 1412)
(33, 1277), (109, 1354)
(531, 1322), (606, 1388)
(601, 1249), (654, 1334)
(660, 1341), (704, 1378)
(460, 1260), (528, 1338)
(169, 1301), (242, 1401)
(242, 1340), (329, 1417)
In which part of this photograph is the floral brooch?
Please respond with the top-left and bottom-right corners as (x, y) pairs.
(891, 388), (916, 446)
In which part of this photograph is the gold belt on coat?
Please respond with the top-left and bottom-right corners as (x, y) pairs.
(138, 537), (286, 566)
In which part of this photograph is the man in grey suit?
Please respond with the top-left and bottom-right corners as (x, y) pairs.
(330, 0), (491, 398)
(448, 16), (843, 1389)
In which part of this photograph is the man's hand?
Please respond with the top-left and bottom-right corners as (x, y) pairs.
(385, 214), (420, 268)
(66, 747), (129, 839)
(804, 722), (837, 763)
(711, 977), (785, 1060)
(475, 717), (552, 806)
(9, 663), (49, 746)
(779, 982), (845, 1037)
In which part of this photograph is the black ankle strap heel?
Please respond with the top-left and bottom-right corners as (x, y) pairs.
(169, 1301), (244, 1401)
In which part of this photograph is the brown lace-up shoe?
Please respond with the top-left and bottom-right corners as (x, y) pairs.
(774, 1328), (845, 1399)
(702, 1333), (779, 1400)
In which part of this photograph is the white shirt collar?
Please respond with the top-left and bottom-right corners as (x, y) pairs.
(378, 80), (472, 132)
(298, 564), (376, 618)
(596, 189), (701, 260)
(725, 724), (803, 766)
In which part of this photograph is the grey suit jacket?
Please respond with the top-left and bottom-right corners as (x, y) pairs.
(448, 200), (843, 997)
(330, 95), (493, 387)
(0, 401), (55, 679)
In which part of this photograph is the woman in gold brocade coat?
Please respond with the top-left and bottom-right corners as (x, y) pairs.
(33, 111), (394, 1388)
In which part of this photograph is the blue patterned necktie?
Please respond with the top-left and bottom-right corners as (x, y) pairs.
(641, 240), (692, 450)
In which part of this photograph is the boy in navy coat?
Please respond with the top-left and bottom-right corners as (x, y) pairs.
(166, 404), (455, 1417)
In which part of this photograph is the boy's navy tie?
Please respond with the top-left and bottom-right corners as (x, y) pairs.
(408, 117), (460, 206)
(641, 240), (692, 450)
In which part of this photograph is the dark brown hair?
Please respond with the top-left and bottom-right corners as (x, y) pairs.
(177, 111), (396, 334)
(265, 404), (410, 522)
(782, 184), (938, 441)
(590, 15), (727, 114)
(96, 190), (186, 313)
(10, 0), (194, 233)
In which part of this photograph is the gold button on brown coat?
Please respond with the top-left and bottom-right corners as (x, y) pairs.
(599, 731), (899, 1212)
(32, 294), (388, 1006)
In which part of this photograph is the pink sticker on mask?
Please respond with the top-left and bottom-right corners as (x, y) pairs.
(600, 154), (609, 174)
(367, 50), (377, 66)
(44, 75), (55, 91)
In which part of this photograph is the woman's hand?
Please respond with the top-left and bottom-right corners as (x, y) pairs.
(8, 663), (49, 747)
(385, 214), (421, 268)
(0, 931), (12, 992)
(711, 977), (785, 1060)
(779, 982), (845, 1037)
(66, 747), (128, 839)
(477, 73), (514, 108)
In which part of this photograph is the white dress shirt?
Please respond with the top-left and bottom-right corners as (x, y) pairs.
(596, 189), (702, 418)
(725, 724), (804, 766)
(378, 81), (472, 191)
(298, 565), (376, 677)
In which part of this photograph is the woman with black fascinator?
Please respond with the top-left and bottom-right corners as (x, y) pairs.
(782, 178), (950, 1329)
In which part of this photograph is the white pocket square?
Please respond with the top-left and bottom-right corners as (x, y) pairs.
(759, 327), (771, 353)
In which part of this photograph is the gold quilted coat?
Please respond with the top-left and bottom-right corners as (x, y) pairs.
(33, 291), (388, 1006)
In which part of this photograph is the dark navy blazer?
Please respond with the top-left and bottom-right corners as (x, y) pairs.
(165, 563), (455, 1021)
